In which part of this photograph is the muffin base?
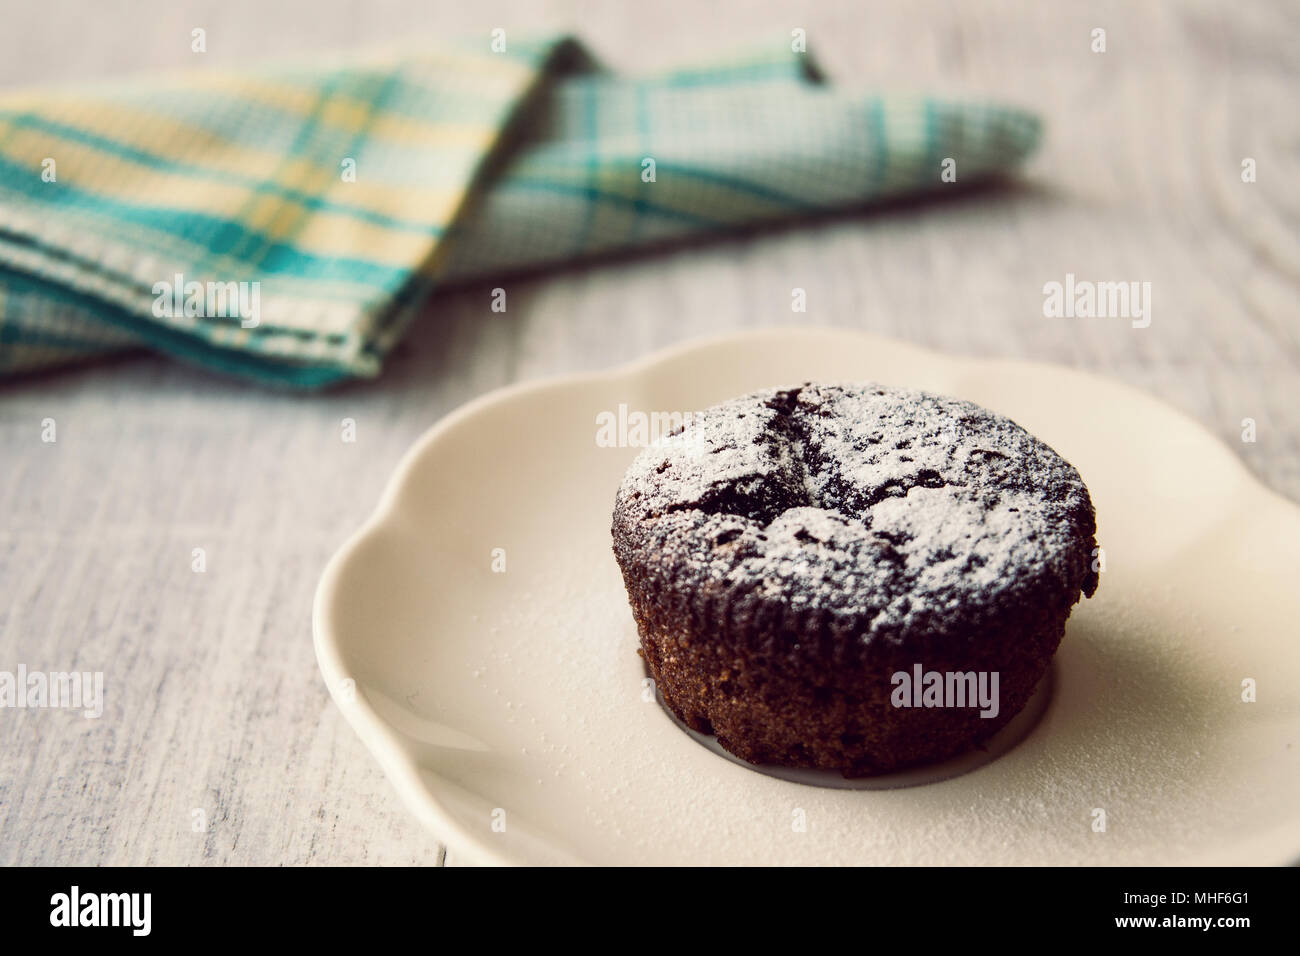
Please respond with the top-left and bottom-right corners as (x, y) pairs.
(632, 600), (1066, 778)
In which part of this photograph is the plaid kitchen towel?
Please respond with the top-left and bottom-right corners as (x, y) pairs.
(0, 35), (1040, 387)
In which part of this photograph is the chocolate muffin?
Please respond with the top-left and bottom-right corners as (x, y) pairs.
(611, 383), (1098, 776)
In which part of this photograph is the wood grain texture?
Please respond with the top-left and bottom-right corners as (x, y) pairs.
(0, 0), (1296, 866)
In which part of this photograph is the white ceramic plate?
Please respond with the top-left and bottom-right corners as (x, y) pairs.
(313, 328), (1300, 866)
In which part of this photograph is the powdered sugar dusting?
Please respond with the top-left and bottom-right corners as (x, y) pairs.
(614, 383), (1098, 640)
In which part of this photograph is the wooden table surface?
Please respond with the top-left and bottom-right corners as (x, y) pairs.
(1, 0), (1296, 865)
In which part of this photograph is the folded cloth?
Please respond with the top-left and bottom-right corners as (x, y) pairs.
(0, 35), (1039, 388)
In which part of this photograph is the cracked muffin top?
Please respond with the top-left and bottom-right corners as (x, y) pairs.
(612, 383), (1099, 645)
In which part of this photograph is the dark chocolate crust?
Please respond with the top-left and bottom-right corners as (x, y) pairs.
(611, 383), (1099, 776)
